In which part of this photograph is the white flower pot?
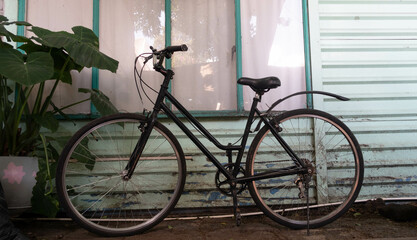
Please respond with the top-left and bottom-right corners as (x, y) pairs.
(0, 156), (38, 214)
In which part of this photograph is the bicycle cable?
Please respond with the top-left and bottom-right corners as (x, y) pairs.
(134, 53), (158, 106)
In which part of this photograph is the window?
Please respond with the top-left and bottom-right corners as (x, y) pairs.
(241, 0), (306, 111)
(26, 0), (94, 114)
(20, 0), (308, 116)
(99, 0), (165, 113)
(171, 0), (237, 111)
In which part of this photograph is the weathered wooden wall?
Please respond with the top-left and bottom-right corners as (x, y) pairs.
(308, 0), (417, 200)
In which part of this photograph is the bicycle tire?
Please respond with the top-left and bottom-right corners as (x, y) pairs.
(56, 113), (186, 237)
(246, 109), (363, 229)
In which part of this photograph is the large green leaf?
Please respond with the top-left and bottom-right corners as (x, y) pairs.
(49, 48), (84, 84)
(0, 15), (31, 42)
(73, 138), (96, 171)
(0, 41), (14, 49)
(0, 24), (30, 43)
(31, 165), (59, 217)
(79, 88), (119, 116)
(19, 42), (85, 84)
(0, 48), (54, 85)
(72, 26), (99, 47)
(33, 112), (59, 132)
(31, 26), (118, 73)
(18, 41), (49, 53)
(31, 183), (60, 218)
(0, 15), (31, 26)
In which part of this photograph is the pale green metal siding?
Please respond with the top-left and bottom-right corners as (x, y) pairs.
(57, 119), (255, 208)
(54, 0), (417, 211)
(308, 0), (417, 199)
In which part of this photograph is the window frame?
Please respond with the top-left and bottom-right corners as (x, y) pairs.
(17, 0), (312, 119)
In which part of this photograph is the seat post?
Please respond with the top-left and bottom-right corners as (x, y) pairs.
(232, 92), (261, 177)
(255, 91), (264, 100)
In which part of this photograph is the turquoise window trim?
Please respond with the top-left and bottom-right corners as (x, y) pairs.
(302, 0), (313, 109)
(17, 0), (26, 38)
(15, 0), (26, 100)
(91, 0), (100, 115)
(165, 0), (173, 109)
(165, 0), (172, 70)
(235, 0), (244, 113)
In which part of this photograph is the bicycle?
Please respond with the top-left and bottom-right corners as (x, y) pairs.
(56, 44), (364, 237)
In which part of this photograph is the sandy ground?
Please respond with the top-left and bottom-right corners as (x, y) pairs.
(12, 203), (417, 240)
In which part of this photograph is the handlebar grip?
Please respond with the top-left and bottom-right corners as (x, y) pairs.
(165, 44), (188, 53)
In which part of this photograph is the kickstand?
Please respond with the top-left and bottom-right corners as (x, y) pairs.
(232, 187), (241, 226)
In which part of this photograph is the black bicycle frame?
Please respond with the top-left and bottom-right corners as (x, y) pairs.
(125, 69), (307, 183)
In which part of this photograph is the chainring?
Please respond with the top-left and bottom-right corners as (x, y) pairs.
(215, 163), (247, 196)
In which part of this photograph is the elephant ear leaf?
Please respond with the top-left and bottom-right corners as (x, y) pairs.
(73, 138), (96, 171)
(31, 26), (118, 73)
(33, 112), (59, 132)
(0, 48), (54, 85)
(31, 180), (59, 218)
(0, 15), (31, 43)
(79, 88), (118, 116)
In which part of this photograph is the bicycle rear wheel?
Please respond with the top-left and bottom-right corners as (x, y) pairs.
(246, 109), (363, 229)
(56, 113), (186, 236)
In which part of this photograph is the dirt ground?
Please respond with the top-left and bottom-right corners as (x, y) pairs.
(12, 203), (417, 240)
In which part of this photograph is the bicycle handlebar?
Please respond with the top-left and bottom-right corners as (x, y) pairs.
(150, 44), (188, 56)
(147, 44), (188, 73)
(164, 44), (188, 53)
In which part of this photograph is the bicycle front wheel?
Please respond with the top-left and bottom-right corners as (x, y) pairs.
(246, 109), (363, 229)
(56, 113), (186, 237)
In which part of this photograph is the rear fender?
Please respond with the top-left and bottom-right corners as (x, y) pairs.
(266, 91), (349, 114)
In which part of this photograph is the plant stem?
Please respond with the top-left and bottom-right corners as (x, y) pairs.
(40, 79), (59, 114)
(10, 84), (34, 154)
(40, 134), (53, 196)
(40, 55), (71, 114)
(54, 97), (91, 113)
(0, 76), (6, 155)
(32, 82), (45, 114)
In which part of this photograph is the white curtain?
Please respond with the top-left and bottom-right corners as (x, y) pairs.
(0, 0), (4, 16)
(99, 0), (165, 113)
(26, 0), (306, 114)
(241, 0), (306, 111)
(26, 0), (93, 114)
(171, 0), (237, 111)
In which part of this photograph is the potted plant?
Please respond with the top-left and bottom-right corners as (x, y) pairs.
(0, 15), (119, 217)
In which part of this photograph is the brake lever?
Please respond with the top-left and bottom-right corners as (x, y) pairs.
(143, 55), (153, 64)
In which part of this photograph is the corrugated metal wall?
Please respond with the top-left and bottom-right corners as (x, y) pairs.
(56, 0), (417, 212)
(162, 119), (254, 208)
(58, 119), (255, 209)
(308, 0), (417, 199)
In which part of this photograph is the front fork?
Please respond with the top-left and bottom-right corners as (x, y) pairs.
(123, 115), (156, 180)
(123, 70), (175, 180)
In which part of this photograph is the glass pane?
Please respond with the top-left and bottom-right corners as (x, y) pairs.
(99, 0), (165, 112)
(26, 0), (93, 114)
(241, 0), (306, 111)
(171, 0), (237, 111)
